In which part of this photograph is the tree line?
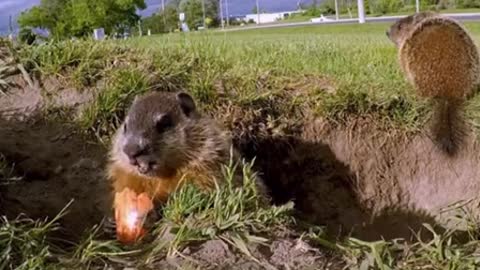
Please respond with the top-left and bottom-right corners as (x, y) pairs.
(17, 0), (222, 41)
(18, 0), (146, 39)
(308, 0), (480, 16)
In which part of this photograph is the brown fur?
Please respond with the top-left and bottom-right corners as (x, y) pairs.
(387, 12), (480, 156)
(107, 91), (268, 207)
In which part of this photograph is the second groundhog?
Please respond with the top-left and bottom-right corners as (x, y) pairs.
(386, 12), (480, 156)
(107, 91), (269, 210)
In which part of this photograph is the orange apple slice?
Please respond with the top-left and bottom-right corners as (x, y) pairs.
(114, 188), (153, 244)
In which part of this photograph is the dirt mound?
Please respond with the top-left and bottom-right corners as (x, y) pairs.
(242, 116), (480, 241)
(148, 237), (342, 270)
(0, 70), (107, 238)
(0, 117), (111, 237)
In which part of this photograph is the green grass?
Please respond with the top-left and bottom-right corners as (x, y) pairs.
(336, 224), (480, 269)
(97, 23), (425, 136)
(20, 22), (480, 136)
(0, 201), (135, 270)
(80, 67), (152, 140)
(124, 23), (429, 130)
(129, 22), (480, 130)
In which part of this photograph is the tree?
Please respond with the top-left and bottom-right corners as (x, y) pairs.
(18, 28), (37, 45)
(142, 5), (179, 34)
(178, 0), (219, 29)
(18, 0), (147, 39)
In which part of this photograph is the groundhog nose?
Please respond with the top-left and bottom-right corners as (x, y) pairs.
(124, 144), (146, 164)
(128, 157), (138, 166)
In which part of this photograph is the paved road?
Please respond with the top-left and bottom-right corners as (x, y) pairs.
(223, 13), (480, 32)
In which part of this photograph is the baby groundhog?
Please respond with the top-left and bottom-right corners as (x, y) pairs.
(386, 12), (480, 156)
(107, 91), (268, 209)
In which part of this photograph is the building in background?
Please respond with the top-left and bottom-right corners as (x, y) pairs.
(244, 10), (303, 24)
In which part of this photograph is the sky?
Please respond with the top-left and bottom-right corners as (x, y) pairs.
(0, 0), (314, 34)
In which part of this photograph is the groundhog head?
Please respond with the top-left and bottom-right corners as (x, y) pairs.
(114, 91), (200, 178)
(386, 11), (437, 46)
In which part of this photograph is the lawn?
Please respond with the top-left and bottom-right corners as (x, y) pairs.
(127, 22), (480, 129)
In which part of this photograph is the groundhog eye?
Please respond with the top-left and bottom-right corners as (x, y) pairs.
(155, 114), (173, 134)
(123, 123), (127, 133)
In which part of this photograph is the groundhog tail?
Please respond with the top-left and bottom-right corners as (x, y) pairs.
(430, 97), (466, 156)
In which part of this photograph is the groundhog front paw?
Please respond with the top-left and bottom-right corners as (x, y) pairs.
(143, 206), (163, 229)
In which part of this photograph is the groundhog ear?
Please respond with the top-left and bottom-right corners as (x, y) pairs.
(176, 92), (196, 117)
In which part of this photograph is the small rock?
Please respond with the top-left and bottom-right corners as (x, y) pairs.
(183, 247), (192, 255)
(294, 239), (313, 253)
(54, 165), (64, 175)
(72, 158), (98, 169)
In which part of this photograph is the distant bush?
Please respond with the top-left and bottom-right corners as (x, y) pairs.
(228, 19), (243, 26)
(369, 0), (404, 14)
(456, 0), (480, 8)
(304, 6), (324, 16)
(18, 28), (37, 45)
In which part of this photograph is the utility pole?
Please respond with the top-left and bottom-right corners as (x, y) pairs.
(256, 0), (260, 24)
(161, 0), (167, 29)
(220, 0), (225, 29)
(416, 0), (420, 12)
(138, 20), (143, 36)
(225, 0), (230, 27)
(8, 15), (13, 34)
(357, 0), (365, 23)
(202, 0), (206, 28)
(8, 14), (13, 41)
(334, 0), (339, 20)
